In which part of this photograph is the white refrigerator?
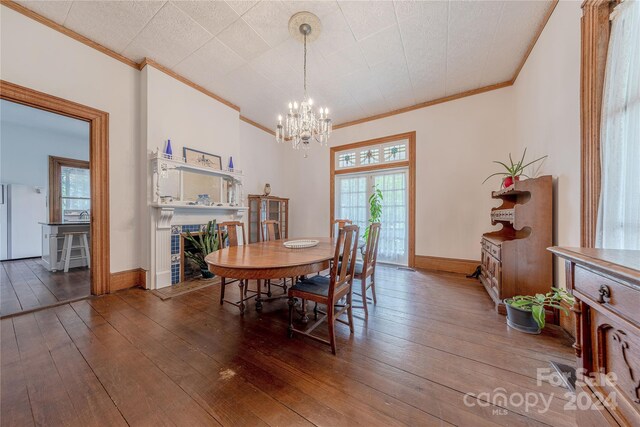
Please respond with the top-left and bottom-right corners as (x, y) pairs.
(0, 183), (47, 261)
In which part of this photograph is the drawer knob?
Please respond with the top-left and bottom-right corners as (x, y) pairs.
(597, 285), (611, 304)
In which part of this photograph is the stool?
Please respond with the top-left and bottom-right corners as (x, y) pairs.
(60, 232), (90, 273)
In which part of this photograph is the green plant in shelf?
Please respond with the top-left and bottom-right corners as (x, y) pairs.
(483, 148), (547, 188)
(364, 184), (383, 242)
(505, 287), (575, 330)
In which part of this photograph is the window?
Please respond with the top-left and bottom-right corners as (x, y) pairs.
(49, 156), (90, 223)
(383, 144), (407, 161)
(338, 152), (356, 168)
(337, 175), (368, 233)
(360, 148), (379, 165)
(596, 0), (640, 250)
(334, 139), (408, 170)
(331, 132), (415, 266)
(335, 170), (409, 265)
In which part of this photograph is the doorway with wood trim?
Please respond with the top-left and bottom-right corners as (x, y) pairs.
(0, 80), (110, 310)
(330, 131), (416, 267)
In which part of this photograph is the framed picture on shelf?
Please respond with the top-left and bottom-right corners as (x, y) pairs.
(183, 147), (222, 170)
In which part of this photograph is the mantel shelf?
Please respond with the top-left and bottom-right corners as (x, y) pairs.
(150, 152), (243, 181)
(150, 203), (248, 211)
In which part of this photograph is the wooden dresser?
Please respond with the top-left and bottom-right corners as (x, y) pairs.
(550, 247), (640, 426)
(480, 175), (553, 313)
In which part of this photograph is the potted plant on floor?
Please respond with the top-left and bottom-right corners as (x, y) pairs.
(184, 220), (224, 279)
(504, 287), (575, 334)
(483, 148), (547, 188)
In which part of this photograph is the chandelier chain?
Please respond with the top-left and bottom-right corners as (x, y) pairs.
(303, 32), (307, 98)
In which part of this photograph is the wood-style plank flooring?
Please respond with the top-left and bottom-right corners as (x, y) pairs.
(0, 266), (576, 426)
(0, 258), (90, 317)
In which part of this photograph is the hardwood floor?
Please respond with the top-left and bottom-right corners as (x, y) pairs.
(0, 266), (577, 426)
(0, 258), (90, 317)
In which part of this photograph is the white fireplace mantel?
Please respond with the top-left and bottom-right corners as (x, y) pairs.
(149, 205), (244, 289)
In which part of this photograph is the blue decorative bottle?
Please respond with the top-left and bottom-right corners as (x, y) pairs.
(228, 156), (234, 171)
(165, 139), (172, 158)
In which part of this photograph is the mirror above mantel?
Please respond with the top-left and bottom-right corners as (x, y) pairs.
(150, 151), (246, 212)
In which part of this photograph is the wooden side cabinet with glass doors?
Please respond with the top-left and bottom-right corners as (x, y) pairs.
(248, 195), (289, 243)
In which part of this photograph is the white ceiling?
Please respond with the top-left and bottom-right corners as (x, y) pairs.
(15, 0), (554, 128)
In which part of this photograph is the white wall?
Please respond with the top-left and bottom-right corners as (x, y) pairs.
(239, 120), (288, 198)
(512, 1), (582, 285)
(0, 2), (581, 285)
(139, 65), (289, 278)
(1, 6), (141, 272)
(282, 2), (582, 279)
(284, 87), (516, 261)
(1, 100), (89, 189)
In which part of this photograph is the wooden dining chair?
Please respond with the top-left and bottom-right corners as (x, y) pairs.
(352, 222), (381, 316)
(261, 219), (281, 241)
(261, 219), (287, 296)
(287, 224), (359, 354)
(331, 219), (352, 237)
(218, 221), (254, 314)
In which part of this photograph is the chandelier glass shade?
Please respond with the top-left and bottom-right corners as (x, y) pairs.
(275, 19), (331, 149)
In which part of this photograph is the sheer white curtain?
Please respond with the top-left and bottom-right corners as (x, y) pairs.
(596, 0), (640, 250)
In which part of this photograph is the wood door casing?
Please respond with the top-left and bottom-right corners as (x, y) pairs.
(1, 80), (110, 295)
(329, 131), (416, 267)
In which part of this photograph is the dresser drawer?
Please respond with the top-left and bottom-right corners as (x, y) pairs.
(574, 266), (640, 326)
(481, 238), (501, 261)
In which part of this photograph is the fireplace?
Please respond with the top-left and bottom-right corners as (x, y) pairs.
(180, 231), (202, 283)
(170, 224), (206, 284)
(152, 205), (244, 289)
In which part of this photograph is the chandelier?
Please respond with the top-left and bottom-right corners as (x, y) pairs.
(275, 12), (332, 150)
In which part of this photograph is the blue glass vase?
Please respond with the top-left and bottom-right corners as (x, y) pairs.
(165, 139), (172, 158)
(228, 156), (234, 171)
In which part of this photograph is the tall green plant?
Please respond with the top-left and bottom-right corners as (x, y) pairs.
(506, 287), (575, 330)
(183, 220), (225, 269)
(482, 147), (547, 185)
(364, 185), (383, 241)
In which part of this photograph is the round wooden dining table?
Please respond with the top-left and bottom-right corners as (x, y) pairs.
(205, 237), (336, 311)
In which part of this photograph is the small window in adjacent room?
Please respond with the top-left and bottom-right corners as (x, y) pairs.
(49, 156), (90, 223)
(596, 0), (640, 250)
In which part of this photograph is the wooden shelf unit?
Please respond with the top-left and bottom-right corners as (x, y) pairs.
(480, 175), (553, 314)
(248, 195), (289, 243)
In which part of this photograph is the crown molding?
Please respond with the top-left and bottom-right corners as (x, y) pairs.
(1, 0), (139, 69)
(239, 115), (276, 136)
(2, 0), (559, 137)
(138, 58), (240, 112)
(333, 81), (513, 130)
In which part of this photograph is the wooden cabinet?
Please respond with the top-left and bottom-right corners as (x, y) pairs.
(550, 247), (640, 427)
(248, 195), (289, 243)
(480, 175), (553, 313)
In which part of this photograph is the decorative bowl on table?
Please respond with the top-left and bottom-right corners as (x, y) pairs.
(283, 239), (319, 249)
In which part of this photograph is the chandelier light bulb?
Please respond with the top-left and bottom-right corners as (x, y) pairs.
(293, 101), (298, 109)
(308, 98), (313, 105)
